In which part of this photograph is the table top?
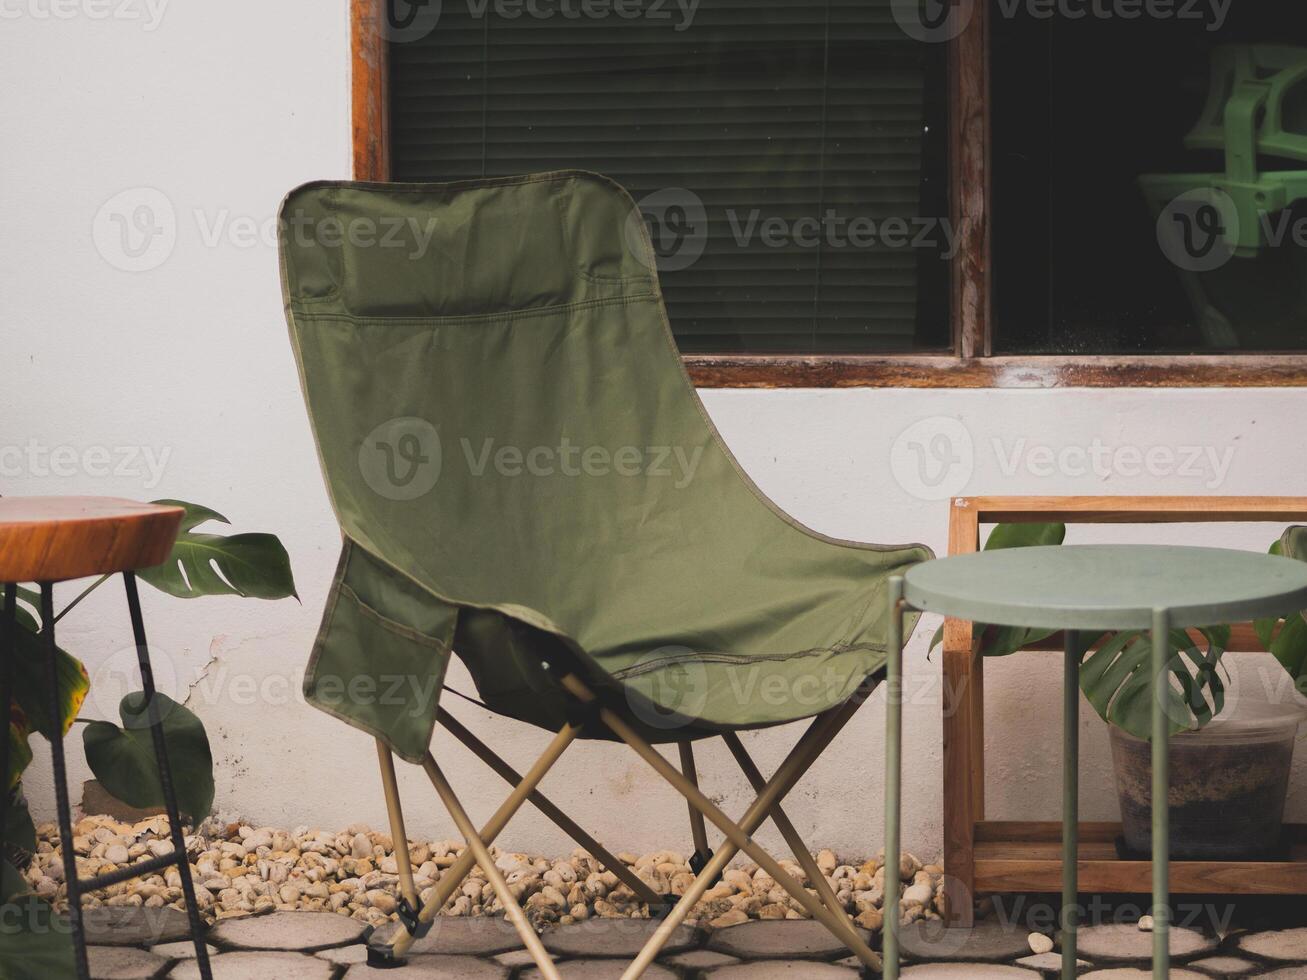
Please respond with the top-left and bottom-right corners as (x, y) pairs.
(903, 545), (1307, 630)
(0, 496), (182, 583)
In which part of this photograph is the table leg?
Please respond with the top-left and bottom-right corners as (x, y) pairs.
(123, 573), (213, 980)
(1151, 609), (1170, 980)
(1062, 629), (1079, 980)
(41, 583), (90, 980)
(884, 576), (905, 980)
(0, 585), (14, 863)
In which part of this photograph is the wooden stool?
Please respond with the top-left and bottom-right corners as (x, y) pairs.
(0, 497), (212, 980)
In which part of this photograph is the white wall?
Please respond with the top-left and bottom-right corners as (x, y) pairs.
(3, 0), (1307, 864)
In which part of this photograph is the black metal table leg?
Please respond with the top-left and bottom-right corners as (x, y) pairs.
(122, 572), (212, 980)
(41, 583), (90, 980)
(1, 584), (15, 869)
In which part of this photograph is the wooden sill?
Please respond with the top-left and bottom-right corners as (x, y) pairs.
(684, 354), (1307, 389)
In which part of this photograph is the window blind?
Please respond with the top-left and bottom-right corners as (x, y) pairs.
(387, 0), (950, 354)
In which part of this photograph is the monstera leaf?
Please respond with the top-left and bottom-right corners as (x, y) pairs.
(930, 523), (1068, 657)
(1079, 625), (1230, 739)
(83, 692), (214, 822)
(135, 500), (297, 600)
(1253, 528), (1307, 689)
(3, 622), (88, 792)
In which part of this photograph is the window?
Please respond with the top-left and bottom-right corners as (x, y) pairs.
(993, 4), (1307, 354)
(354, 0), (1307, 385)
(386, 1), (951, 354)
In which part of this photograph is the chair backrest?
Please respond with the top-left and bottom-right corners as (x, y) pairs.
(279, 172), (922, 665)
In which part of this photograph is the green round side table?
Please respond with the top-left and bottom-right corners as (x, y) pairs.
(883, 545), (1307, 980)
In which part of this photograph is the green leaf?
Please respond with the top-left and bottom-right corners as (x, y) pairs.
(5, 712), (33, 793)
(1269, 614), (1307, 694)
(1079, 627), (1228, 739)
(4, 788), (35, 858)
(83, 692), (213, 822)
(983, 522), (1066, 551)
(0, 899), (76, 979)
(1, 861), (29, 905)
(959, 523), (1068, 658)
(8, 623), (89, 744)
(135, 500), (297, 601)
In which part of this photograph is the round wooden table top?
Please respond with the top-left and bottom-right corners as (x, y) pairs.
(0, 497), (183, 584)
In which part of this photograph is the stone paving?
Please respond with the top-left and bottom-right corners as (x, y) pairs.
(78, 907), (1307, 978)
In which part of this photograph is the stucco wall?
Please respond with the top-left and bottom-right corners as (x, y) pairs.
(4, 0), (1306, 864)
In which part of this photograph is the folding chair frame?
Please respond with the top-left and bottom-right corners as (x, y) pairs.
(366, 669), (892, 979)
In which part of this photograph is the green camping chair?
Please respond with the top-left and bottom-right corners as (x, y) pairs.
(278, 172), (931, 978)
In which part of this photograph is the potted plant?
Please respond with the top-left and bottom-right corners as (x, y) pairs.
(932, 522), (1307, 860)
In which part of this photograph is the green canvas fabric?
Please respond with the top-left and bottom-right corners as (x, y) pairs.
(279, 172), (931, 763)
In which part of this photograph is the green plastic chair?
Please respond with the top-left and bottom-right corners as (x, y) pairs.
(278, 172), (931, 977)
(1140, 45), (1307, 347)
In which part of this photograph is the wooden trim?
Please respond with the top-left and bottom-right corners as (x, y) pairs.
(941, 498), (980, 927)
(351, 0), (390, 181)
(975, 821), (1307, 894)
(684, 354), (1307, 388)
(968, 495), (1307, 523)
(951, 0), (988, 360)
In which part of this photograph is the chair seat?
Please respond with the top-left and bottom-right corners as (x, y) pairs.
(0, 497), (182, 583)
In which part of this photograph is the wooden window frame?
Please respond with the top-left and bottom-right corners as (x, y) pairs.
(351, 0), (1307, 388)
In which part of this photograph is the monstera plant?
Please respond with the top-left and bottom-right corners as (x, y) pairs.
(0, 500), (295, 977)
(931, 522), (1307, 737)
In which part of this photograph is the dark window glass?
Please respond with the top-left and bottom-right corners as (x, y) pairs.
(993, 3), (1307, 354)
(387, 0), (951, 354)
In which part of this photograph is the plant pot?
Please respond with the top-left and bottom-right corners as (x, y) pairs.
(1109, 702), (1305, 859)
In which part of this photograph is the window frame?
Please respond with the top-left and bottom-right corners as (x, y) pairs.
(351, 0), (1307, 388)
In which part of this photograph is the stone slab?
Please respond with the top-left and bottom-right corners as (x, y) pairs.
(149, 942), (218, 961)
(709, 962), (858, 978)
(899, 919), (1032, 963)
(169, 952), (335, 980)
(1237, 927), (1307, 962)
(84, 907), (195, 947)
(344, 956), (507, 979)
(208, 911), (365, 952)
(87, 945), (170, 980)
(1080, 971), (1206, 980)
(373, 915), (526, 956)
(706, 920), (865, 959)
(521, 962), (675, 980)
(1261, 970), (1307, 980)
(1070, 924), (1216, 963)
(543, 918), (697, 958)
(900, 966), (1037, 979)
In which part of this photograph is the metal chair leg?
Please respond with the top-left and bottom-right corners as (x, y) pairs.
(884, 576), (905, 980)
(41, 583), (89, 980)
(123, 573), (212, 979)
(1063, 629), (1080, 980)
(677, 741), (715, 884)
(1152, 608), (1171, 980)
